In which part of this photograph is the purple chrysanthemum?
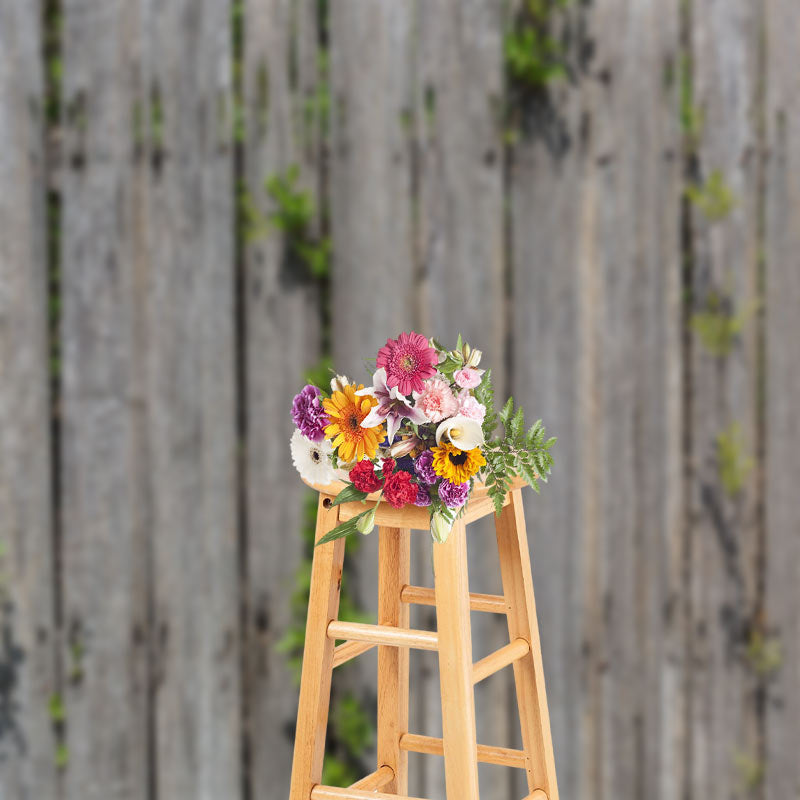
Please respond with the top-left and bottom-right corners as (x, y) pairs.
(414, 485), (432, 507)
(414, 450), (437, 485)
(438, 479), (469, 509)
(291, 384), (329, 442)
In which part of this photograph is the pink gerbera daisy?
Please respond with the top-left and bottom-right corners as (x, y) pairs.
(376, 332), (438, 395)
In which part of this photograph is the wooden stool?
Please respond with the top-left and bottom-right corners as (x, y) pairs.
(288, 478), (558, 800)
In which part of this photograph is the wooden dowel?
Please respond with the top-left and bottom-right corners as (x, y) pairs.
(326, 620), (438, 651)
(400, 584), (507, 614)
(472, 638), (530, 684)
(398, 733), (527, 769)
(525, 791), (548, 800)
(349, 765), (394, 790)
(311, 786), (428, 800)
(332, 640), (376, 668)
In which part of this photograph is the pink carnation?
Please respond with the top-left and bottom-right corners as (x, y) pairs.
(454, 367), (483, 389)
(416, 378), (458, 423)
(457, 391), (486, 423)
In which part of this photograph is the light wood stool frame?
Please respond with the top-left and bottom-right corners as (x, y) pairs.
(288, 478), (558, 800)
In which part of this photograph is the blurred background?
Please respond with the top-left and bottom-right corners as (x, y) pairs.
(1, 0), (798, 799)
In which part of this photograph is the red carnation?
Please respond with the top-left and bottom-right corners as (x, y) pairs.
(349, 459), (384, 493)
(381, 458), (396, 478)
(383, 470), (418, 509)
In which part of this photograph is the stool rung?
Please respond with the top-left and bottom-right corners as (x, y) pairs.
(311, 786), (429, 800)
(399, 732), (527, 769)
(472, 637), (530, 684)
(332, 640), (376, 668)
(400, 584), (508, 614)
(327, 620), (438, 651)
(349, 765), (394, 790)
(525, 791), (548, 800)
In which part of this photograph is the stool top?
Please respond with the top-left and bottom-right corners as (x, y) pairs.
(301, 475), (527, 502)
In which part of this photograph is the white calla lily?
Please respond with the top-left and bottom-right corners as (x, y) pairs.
(435, 415), (485, 451)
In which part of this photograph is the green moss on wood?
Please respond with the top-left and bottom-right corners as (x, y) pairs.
(686, 169), (736, 221)
(716, 421), (754, 496)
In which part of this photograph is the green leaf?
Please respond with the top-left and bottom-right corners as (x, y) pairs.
(49, 693), (65, 724)
(315, 510), (374, 546)
(510, 406), (525, 440)
(331, 484), (369, 507)
(500, 397), (514, 426)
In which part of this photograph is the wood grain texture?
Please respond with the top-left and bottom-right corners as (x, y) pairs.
(377, 527), (411, 794)
(510, 3), (683, 798)
(432, 520), (480, 800)
(496, 491), (558, 798)
(145, 1), (240, 796)
(507, 4), (592, 792)
(588, 3), (684, 798)
(689, 2), (763, 798)
(0, 3), (56, 797)
(59, 1), (149, 797)
(289, 497), (346, 800)
(399, 733), (527, 770)
(764, 2), (800, 798)
(415, 3), (509, 794)
(242, 0), (321, 795)
(328, 2), (418, 781)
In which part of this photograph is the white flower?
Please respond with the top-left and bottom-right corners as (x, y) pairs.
(290, 429), (337, 485)
(435, 415), (485, 451)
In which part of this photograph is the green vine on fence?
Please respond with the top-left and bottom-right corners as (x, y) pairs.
(690, 291), (759, 357)
(715, 421), (754, 497)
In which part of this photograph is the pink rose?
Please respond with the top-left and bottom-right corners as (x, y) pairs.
(454, 367), (482, 389)
(457, 391), (486, 423)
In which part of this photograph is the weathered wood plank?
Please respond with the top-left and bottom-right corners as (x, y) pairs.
(145, 1), (241, 796)
(242, 0), (321, 796)
(764, 2), (800, 798)
(510, 2), (683, 797)
(59, 1), (149, 798)
(507, 3), (591, 795)
(328, 1), (417, 785)
(0, 3), (57, 798)
(587, 4), (685, 798)
(414, 2), (508, 795)
(688, 2), (763, 798)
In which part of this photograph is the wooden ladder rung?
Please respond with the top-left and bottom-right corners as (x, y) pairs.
(349, 765), (394, 790)
(400, 584), (507, 614)
(332, 640), (376, 668)
(311, 786), (428, 800)
(327, 620), (438, 651)
(399, 733), (528, 769)
(472, 637), (530, 684)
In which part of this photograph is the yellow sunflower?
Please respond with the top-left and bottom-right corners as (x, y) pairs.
(323, 384), (384, 463)
(431, 442), (486, 484)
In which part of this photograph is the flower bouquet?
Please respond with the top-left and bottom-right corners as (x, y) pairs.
(289, 332), (555, 544)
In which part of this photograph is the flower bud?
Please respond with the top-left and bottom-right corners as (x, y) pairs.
(356, 507), (377, 536)
(430, 512), (453, 544)
(466, 348), (482, 368)
(330, 374), (350, 393)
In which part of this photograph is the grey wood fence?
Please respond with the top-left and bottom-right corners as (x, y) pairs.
(0, 1), (798, 799)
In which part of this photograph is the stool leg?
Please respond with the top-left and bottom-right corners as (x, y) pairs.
(289, 495), (346, 800)
(495, 489), (559, 800)
(377, 526), (411, 794)
(433, 519), (480, 800)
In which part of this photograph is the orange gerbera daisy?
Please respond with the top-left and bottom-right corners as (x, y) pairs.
(323, 384), (384, 463)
